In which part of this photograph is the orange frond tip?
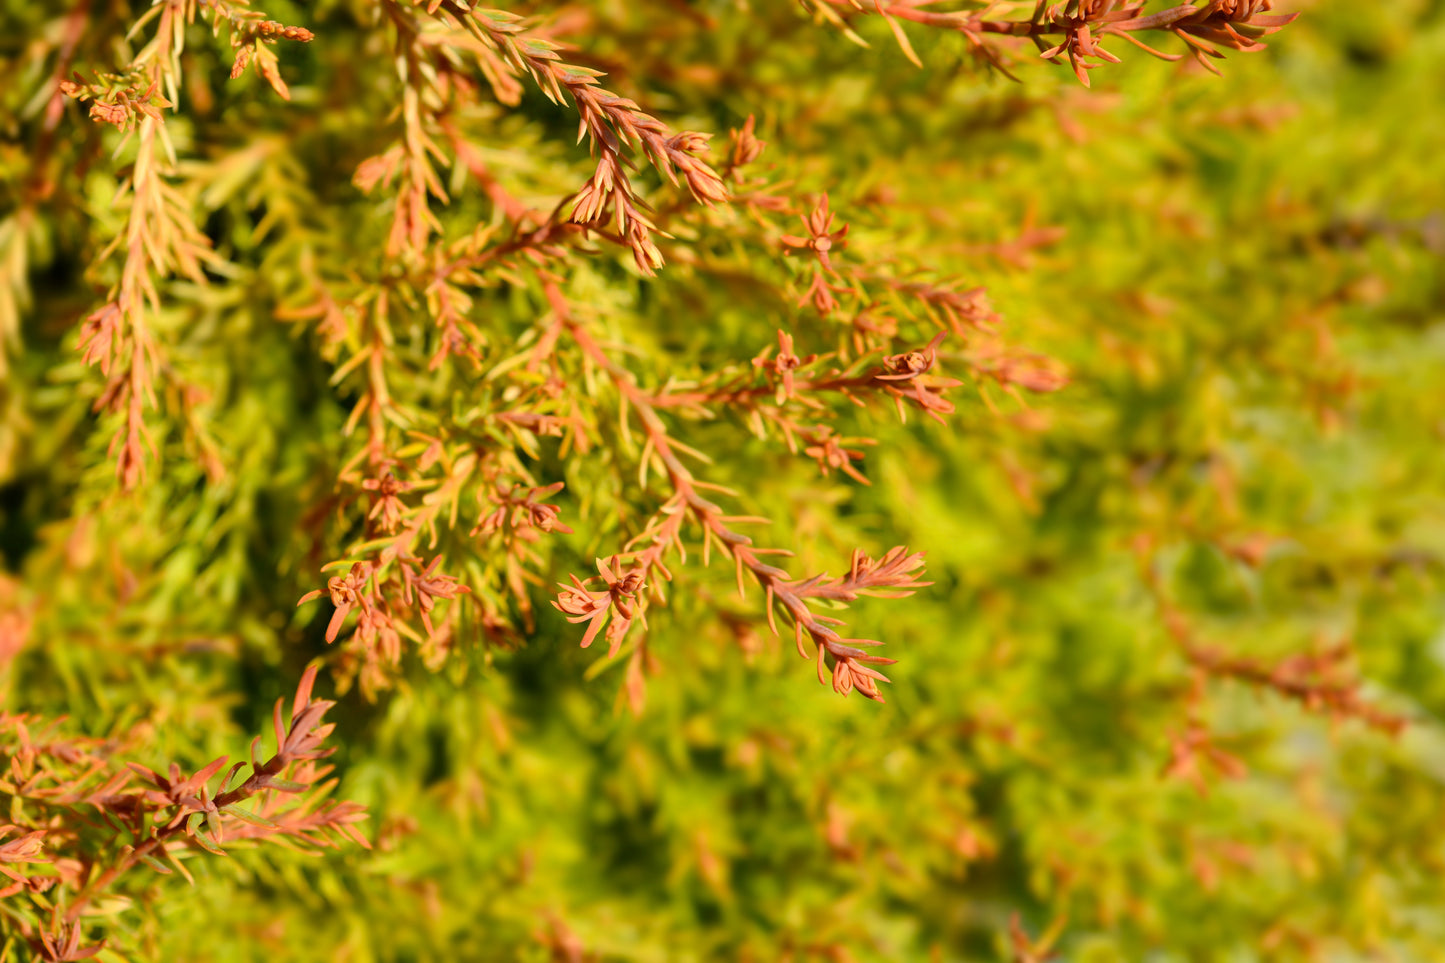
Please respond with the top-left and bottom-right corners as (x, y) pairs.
(192, 756), (229, 785)
(579, 612), (608, 649)
(852, 664), (892, 683)
(273, 698), (287, 752)
(883, 13), (924, 68)
(126, 763), (163, 788)
(294, 664), (321, 716)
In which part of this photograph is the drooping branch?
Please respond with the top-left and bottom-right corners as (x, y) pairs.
(553, 287), (929, 702)
(805, 1), (1298, 85)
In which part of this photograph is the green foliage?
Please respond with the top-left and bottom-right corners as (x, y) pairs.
(1, 1), (1443, 960)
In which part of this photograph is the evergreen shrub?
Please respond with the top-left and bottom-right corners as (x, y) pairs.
(1, 0), (1443, 960)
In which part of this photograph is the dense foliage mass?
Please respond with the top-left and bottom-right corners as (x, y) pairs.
(1, 0), (1443, 960)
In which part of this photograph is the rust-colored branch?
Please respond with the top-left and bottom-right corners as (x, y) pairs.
(552, 284), (927, 701)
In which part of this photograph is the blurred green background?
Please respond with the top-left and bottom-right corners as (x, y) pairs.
(2, 1), (1444, 960)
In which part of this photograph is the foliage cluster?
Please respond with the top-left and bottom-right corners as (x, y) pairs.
(0, 0), (1443, 960)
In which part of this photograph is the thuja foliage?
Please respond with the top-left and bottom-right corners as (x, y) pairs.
(1, 0), (1443, 958)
